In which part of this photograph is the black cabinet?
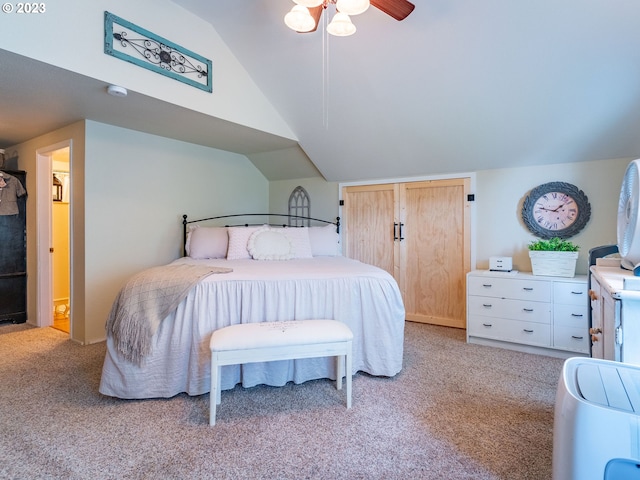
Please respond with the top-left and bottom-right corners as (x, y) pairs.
(0, 170), (26, 323)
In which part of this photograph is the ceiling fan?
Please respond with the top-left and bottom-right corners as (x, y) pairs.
(284, 0), (415, 37)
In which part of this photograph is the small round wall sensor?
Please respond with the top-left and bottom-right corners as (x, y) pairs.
(107, 85), (128, 97)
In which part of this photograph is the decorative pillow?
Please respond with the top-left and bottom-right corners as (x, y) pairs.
(281, 227), (313, 259)
(185, 225), (197, 256)
(187, 226), (229, 259)
(248, 227), (294, 260)
(227, 226), (263, 260)
(309, 224), (340, 256)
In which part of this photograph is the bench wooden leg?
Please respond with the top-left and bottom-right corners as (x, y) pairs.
(346, 342), (352, 409)
(210, 357), (218, 426)
(216, 369), (222, 405)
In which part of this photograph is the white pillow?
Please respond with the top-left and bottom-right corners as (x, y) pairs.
(227, 226), (262, 260)
(248, 227), (295, 260)
(281, 227), (313, 259)
(309, 224), (340, 256)
(185, 225), (196, 255)
(187, 226), (228, 259)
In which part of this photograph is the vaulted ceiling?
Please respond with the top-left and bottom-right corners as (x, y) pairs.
(2, 1), (640, 182)
(173, 0), (640, 181)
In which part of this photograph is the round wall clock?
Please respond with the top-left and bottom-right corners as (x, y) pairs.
(521, 181), (591, 239)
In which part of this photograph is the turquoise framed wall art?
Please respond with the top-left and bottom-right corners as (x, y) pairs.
(104, 11), (212, 93)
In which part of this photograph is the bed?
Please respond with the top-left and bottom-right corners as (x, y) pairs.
(99, 214), (406, 399)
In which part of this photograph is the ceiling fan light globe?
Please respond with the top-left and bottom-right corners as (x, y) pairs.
(284, 5), (316, 32)
(327, 12), (356, 36)
(335, 0), (370, 16)
(293, 0), (324, 7)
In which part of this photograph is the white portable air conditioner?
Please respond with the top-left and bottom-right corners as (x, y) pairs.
(553, 357), (640, 480)
(618, 159), (640, 274)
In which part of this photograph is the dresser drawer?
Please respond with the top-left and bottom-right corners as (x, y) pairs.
(554, 282), (589, 306)
(468, 315), (551, 347)
(554, 304), (588, 328)
(468, 296), (551, 324)
(468, 276), (551, 302)
(553, 326), (589, 353)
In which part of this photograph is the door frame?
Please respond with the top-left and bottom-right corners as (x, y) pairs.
(36, 140), (72, 329)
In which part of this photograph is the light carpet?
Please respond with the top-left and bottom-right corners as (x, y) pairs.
(0, 321), (564, 479)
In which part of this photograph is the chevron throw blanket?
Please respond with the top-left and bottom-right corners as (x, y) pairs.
(106, 264), (232, 365)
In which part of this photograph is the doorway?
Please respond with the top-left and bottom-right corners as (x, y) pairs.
(36, 141), (71, 334)
(51, 148), (70, 332)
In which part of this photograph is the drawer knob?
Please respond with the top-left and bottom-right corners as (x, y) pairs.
(482, 304), (492, 308)
(482, 323), (492, 327)
(523, 287), (534, 291)
(571, 313), (584, 317)
(571, 335), (584, 340)
(482, 284), (492, 288)
(523, 329), (534, 333)
(571, 291), (584, 295)
(523, 308), (534, 312)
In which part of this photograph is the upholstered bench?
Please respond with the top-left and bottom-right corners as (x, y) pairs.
(209, 319), (353, 426)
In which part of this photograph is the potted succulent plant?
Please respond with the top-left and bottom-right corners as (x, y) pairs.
(528, 237), (579, 277)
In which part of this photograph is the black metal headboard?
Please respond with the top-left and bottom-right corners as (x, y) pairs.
(182, 213), (340, 257)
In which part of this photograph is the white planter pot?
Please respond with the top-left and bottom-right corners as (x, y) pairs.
(529, 251), (579, 277)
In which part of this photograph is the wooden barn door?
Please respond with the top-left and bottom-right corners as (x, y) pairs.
(343, 178), (471, 329)
(341, 183), (400, 282)
(399, 179), (470, 328)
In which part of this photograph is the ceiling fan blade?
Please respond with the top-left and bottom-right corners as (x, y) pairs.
(304, 5), (323, 33)
(371, 0), (415, 21)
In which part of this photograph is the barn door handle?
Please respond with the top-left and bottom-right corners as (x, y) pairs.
(394, 223), (398, 241)
(399, 223), (404, 241)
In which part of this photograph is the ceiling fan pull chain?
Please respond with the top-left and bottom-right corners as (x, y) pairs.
(322, 11), (329, 129)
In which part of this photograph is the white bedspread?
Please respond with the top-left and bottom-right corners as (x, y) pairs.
(99, 256), (406, 399)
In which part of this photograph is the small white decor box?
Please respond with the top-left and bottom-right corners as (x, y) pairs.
(529, 251), (579, 277)
(489, 256), (513, 272)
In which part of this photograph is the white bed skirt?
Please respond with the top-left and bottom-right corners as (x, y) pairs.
(99, 257), (405, 399)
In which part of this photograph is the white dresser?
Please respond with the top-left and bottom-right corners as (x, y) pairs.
(467, 270), (589, 357)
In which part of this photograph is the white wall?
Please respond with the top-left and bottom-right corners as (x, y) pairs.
(12, 123), (627, 344)
(0, 0), (294, 140)
(83, 121), (268, 342)
(269, 177), (339, 224)
(475, 157), (629, 275)
(269, 158), (631, 276)
(12, 120), (269, 344)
